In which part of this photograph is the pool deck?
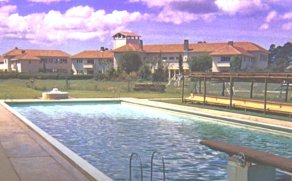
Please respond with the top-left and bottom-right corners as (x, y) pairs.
(0, 103), (95, 181)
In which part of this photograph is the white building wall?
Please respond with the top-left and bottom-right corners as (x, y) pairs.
(113, 39), (127, 49)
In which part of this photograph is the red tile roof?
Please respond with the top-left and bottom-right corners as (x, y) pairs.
(3, 48), (70, 61)
(210, 44), (255, 57)
(71, 50), (113, 59)
(0, 56), (3, 63)
(113, 41), (269, 55)
(113, 44), (143, 52)
(112, 32), (141, 37)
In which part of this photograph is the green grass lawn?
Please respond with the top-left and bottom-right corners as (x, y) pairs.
(0, 79), (291, 101)
(0, 79), (181, 99)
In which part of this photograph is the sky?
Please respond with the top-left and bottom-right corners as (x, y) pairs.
(0, 0), (291, 54)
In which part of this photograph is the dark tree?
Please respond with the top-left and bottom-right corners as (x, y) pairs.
(230, 56), (242, 72)
(178, 54), (183, 74)
(117, 52), (142, 74)
(153, 59), (167, 82)
(188, 55), (212, 72)
(138, 64), (152, 80)
(269, 42), (292, 72)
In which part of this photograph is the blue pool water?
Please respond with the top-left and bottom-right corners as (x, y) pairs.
(10, 102), (292, 181)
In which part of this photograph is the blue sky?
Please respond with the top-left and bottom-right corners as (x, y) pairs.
(0, 0), (291, 54)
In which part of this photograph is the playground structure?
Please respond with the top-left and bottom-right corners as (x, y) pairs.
(183, 72), (292, 116)
(167, 74), (183, 87)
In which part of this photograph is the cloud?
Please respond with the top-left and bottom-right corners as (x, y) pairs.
(215, 0), (267, 15)
(282, 12), (292, 20)
(0, 5), (149, 44)
(259, 23), (269, 30)
(259, 10), (277, 30)
(0, 0), (9, 2)
(27, 0), (70, 4)
(130, 0), (218, 24)
(282, 22), (292, 30)
(128, 0), (175, 8)
(265, 10), (277, 22)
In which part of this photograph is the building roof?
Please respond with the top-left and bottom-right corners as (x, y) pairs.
(113, 44), (143, 52)
(113, 41), (269, 55)
(112, 31), (141, 37)
(210, 44), (255, 57)
(3, 48), (70, 61)
(71, 50), (113, 59)
(0, 55), (3, 63)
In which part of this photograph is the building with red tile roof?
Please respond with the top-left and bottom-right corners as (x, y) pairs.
(3, 48), (71, 73)
(71, 49), (114, 75)
(112, 32), (269, 74)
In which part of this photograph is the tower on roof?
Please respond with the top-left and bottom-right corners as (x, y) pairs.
(112, 32), (141, 49)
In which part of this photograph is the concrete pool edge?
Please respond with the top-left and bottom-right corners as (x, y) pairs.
(1, 101), (113, 181)
(121, 98), (292, 135)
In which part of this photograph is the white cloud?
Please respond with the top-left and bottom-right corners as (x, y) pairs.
(282, 12), (292, 20)
(0, 5), (149, 44)
(129, 0), (177, 7)
(259, 23), (269, 30)
(156, 6), (199, 24)
(265, 10), (277, 22)
(28, 0), (70, 4)
(282, 22), (292, 30)
(0, 0), (9, 2)
(259, 10), (277, 30)
(215, 0), (267, 15)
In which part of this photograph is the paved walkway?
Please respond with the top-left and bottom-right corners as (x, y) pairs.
(0, 104), (94, 181)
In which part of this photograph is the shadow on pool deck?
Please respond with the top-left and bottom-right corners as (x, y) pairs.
(0, 104), (94, 181)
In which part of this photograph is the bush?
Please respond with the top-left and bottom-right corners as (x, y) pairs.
(138, 64), (152, 80)
(188, 55), (212, 72)
(117, 52), (142, 73)
(0, 72), (18, 79)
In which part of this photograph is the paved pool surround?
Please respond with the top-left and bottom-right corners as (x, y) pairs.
(1, 98), (291, 181)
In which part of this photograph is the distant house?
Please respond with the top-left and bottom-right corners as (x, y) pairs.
(3, 48), (71, 73)
(0, 55), (4, 72)
(71, 49), (114, 75)
(112, 31), (269, 79)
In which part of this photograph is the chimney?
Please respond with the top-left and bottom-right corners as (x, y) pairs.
(140, 40), (143, 50)
(184, 39), (189, 51)
(100, 47), (105, 51)
(21, 50), (25, 54)
(228, 41), (234, 46)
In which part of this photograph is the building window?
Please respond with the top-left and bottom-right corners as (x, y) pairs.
(87, 60), (94, 64)
(162, 57), (167, 60)
(77, 60), (83, 64)
(221, 56), (231, 62)
(169, 57), (174, 60)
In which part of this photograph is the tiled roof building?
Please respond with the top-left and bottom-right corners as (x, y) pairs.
(3, 48), (71, 73)
(112, 32), (269, 73)
(71, 49), (114, 75)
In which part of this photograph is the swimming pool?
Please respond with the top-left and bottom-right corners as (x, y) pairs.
(9, 101), (292, 181)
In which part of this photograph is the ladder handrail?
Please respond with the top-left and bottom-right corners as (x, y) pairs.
(129, 152), (143, 181)
(150, 151), (166, 181)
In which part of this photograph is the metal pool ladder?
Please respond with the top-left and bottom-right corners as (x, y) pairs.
(129, 151), (166, 181)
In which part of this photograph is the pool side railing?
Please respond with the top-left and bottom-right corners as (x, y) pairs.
(200, 140), (292, 181)
(129, 151), (166, 181)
